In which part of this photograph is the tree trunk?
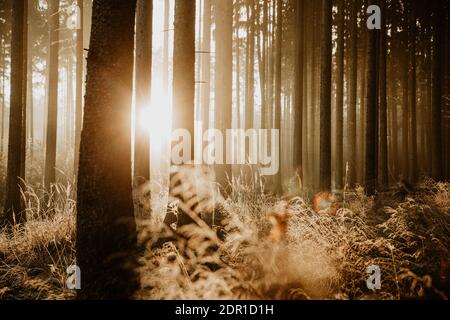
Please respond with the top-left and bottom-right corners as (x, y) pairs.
(408, 4), (417, 183)
(431, 0), (443, 180)
(364, 1), (379, 196)
(134, 0), (152, 186)
(293, 0), (304, 182)
(74, 0), (84, 177)
(3, 0), (27, 225)
(245, 0), (255, 131)
(171, 0), (196, 227)
(335, 0), (344, 190)
(201, 0), (211, 132)
(1, 35), (6, 158)
(347, 0), (357, 188)
(44, 0), (59, 189)
(378, 0), (388, 188)
(214, 0), (233, 194)
(76, 0), (139, 299)
(319, 0), (332, 192)
(274, 0), (282, 193)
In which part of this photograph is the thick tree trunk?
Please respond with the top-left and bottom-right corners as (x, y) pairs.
(134, 0), (153, 185)
(76, 0), (139, 299)
(44, 0), (59, 189)
(3, 0), (27, 225)
(171, 0), (196, 227)
(318, 0), (332, 192)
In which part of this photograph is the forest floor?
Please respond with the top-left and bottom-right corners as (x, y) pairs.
(0, 163), (449, 300)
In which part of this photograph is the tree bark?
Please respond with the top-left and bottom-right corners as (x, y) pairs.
(3, 0), (27, 225)
(76, 0), (139, 299)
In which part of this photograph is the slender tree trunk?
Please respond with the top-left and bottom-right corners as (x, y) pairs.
(74, 0), (84, 177)
(408, 5), (417, 183)
(347, 0), (357, 188)
(3, 0), (27, 225)
(293, 0), (304, 182)
(378, 0), (388, 188)
(402, 39), (409, 179)
(335, 0), (344, 190)
(0, 36), (5, 158)
(44, 0), (59, 189)
(364, 0), (379, 196)
(431, 0), (443, 180)
(235, 3), (241, 129)
(319, 0), (332, 192)
(214, 0), (233, 194)
(134, 0), (153, 185)
(274, 0), (282, 193)
(27, 22), (34, 165)
(245, 0), (255, 131)
(76, 0), (139, 299)
(201, 0), (211, 132)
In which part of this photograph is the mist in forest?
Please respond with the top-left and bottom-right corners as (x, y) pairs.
(0, 0), (449, 301)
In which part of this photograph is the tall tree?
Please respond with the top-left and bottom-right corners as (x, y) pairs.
(364, 1), (379, 196)
(408, 3), (417, 182)
(274, 0), (283, 192)
(245, 0), (255, 131)
(214, 0), (232, 194)
(74, 0), (84, 177)
(3, 0), (27, 225)
(378, 0), (388, 188)
(162, 0), (169, 96)
(431, 0), (443, 180)
(347, 0), (358, 188)
(318, 0), (332, 191)
(201, 0), (211, 132)
(335, 0), (345, 190)
(76, 0), (139, 299)
(171, 0), (196, 226)
(44, 0), (59, 189)
(293, 0), (304, 182)
(134, 0), (153, 185)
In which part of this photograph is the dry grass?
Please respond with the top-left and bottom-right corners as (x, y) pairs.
(0, 179), (76, 300)
(0, 164), (449, 300)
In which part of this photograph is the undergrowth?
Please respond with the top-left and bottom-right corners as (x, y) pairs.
(0, 163), (448, 300)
